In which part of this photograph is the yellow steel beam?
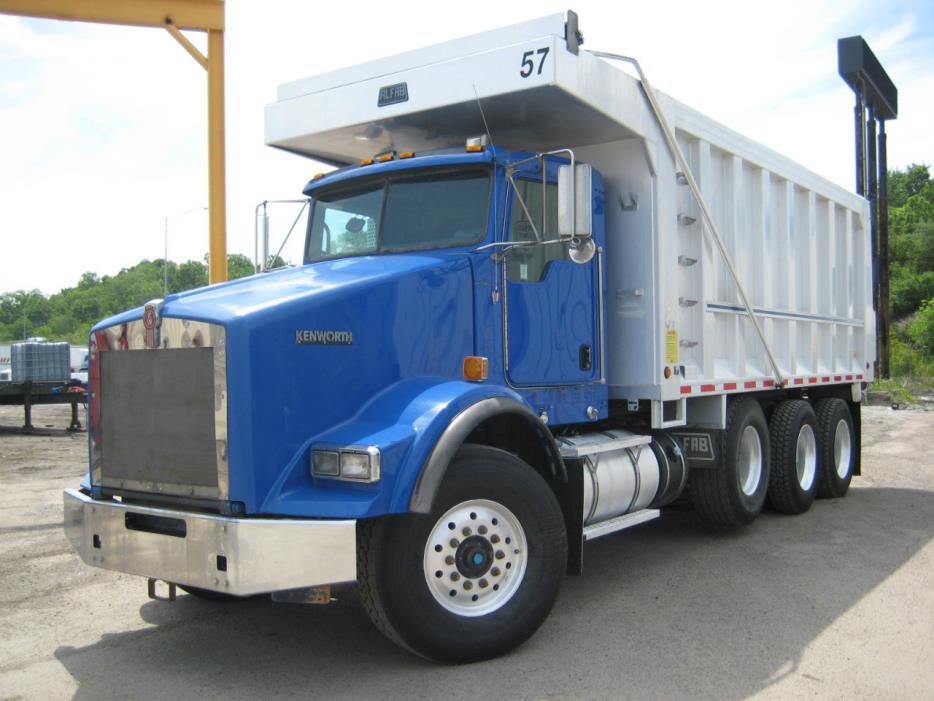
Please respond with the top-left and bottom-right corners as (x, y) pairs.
(0, 0), (229, 284)
(0, 0), (223, 31)
(166, 22), (207, 69)
(207, 28), (227, 283)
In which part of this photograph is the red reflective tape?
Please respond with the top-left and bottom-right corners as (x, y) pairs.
(680, 385), (692, 394)
(700, 384), (716, 392)
(794, 378), (804, 385)
(744, 381), (757, 389)
(808, 377), (818, 384)
(723, 382), (737, 390)
(764, 380), (775, 387)
(834, 375), (842, 382)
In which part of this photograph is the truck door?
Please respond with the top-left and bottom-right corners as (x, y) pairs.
(503, 177), (598, 386)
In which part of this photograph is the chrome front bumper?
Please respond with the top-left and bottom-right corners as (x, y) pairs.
(63, 488), (357, 596)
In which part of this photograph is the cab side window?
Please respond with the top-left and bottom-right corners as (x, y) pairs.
(506, 179), (569, 282)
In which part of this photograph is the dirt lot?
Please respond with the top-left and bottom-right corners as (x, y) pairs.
(0, 402), (932, 700)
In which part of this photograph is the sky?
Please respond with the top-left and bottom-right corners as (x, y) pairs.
(1, 0), (932, 295)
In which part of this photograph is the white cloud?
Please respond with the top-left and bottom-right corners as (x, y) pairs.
(0, 0), (931, 295)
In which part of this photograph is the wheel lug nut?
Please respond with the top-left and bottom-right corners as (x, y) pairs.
(479, 579), (489, 588)
(451, 572), (460, 581)
(495, 550), (505, 560)
(463, 580), (473, 591)
(450, 538), (459, 548)
(462, 527), (472, 536)
(491, 567), (501, 576)
(444, 555), (455, 565)
(478, 525), (488, 535)
(490, 534), (500, 544)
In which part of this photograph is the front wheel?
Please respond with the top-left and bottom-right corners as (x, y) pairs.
(357, 445), (567, 663)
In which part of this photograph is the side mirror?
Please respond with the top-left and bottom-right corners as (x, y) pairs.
(558, 163), (593, 239)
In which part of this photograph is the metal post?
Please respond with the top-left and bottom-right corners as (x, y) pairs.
(867, 105), (879, 354)
(878, 120), (890, 378)
(163, 215), (169, 298)
(854, 86), (866, 196)
(207, 28), (227, 284)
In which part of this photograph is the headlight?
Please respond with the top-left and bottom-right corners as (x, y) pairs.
(312, 446), (380, 483)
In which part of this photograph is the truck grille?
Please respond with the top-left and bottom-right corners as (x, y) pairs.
(91, 316), (228, 500)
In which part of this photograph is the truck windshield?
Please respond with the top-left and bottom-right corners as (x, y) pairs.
(305, 169), (489, 262)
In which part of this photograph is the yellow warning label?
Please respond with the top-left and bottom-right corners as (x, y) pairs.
(665, 330), (678, 365)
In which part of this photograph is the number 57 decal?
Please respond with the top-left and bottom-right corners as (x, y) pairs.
(519, 47), (550, 78)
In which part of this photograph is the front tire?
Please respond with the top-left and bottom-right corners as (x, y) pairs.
(358, 444), (567, 663)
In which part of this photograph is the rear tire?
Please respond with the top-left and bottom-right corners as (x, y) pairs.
(815, 398), (855, 499)
(692, 397), (770, 527)
(767, 400), (819, 514)
(357, 445), (566, 663)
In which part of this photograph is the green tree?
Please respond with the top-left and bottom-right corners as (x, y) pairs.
(888, 164), (930, 209)
(228, 253), (256, 280)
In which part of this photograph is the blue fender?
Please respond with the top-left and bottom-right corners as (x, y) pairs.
(259, 377), (560, 519)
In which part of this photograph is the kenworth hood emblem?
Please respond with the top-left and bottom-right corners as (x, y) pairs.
(295, 329), (353, 345)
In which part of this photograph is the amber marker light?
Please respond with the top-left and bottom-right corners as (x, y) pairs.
(664, 366), (672, 379)
(360, 158), (374, 165)
(399, 151), (415, 159)
(313, 173), (326, 180)
(375, 153), (394, 163)
(463, 356), (489, 382)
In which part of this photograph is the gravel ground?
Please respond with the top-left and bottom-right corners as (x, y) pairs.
(0, 402), (932, 700)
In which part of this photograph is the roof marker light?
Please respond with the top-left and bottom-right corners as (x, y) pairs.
(375, 153), (394, 163)
(360, 158), (374, 166)
(466, 135), (488, 152)
(399, 151), (415, 159)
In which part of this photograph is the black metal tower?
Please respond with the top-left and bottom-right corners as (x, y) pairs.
(838, 36), (898, 378)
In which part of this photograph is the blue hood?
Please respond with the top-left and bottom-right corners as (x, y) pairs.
(181, 255), (476, 512)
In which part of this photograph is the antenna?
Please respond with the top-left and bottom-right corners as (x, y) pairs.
(472, 84), (496, 151)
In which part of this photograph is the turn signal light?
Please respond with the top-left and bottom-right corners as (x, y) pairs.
(463, 356), (489, 382)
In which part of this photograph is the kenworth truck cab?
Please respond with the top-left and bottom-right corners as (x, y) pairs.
(65, 12), (872, 662)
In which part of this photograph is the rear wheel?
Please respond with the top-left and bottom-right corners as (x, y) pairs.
(357, 444), (567, 663)
(692, 397), (770, 527)
(815, 398), (855, 499)
(767, 400), (819, 514)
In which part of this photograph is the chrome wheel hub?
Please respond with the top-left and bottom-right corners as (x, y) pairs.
(738, 425), (763, 496)
(423, 499), (527, 617)
(834, 419), (852, 478)
(796, 424), (817, 491)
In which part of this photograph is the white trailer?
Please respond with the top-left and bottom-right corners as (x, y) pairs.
(266, 11), (874, 433)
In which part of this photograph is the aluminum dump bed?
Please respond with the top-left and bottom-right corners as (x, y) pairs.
(266, 12), (874, 409)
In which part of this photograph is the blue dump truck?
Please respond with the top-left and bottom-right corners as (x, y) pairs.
(65, 13), (874, 662)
